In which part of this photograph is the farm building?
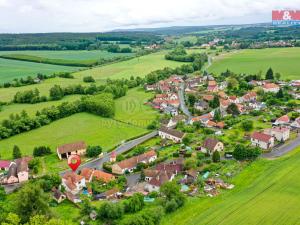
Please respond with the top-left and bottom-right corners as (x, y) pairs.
(57, 141), (87, 160)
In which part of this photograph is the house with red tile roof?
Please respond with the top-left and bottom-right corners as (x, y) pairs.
(203, 95), (214, 102)
(274, 115), (290, 126)
(251, 132), (274, 150)
(0, 160), (11, 171)
(263, 83), (280, 93)
(62, 172), (86, 195)
(112, 150), (157, 175)
(57, 141), (86, 160)
(241, 91), (257, 102)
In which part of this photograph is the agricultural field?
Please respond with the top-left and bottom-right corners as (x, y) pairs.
(0, 51), (187, 102)
(0, 58), (82, 83)
(0, 50), (134, 67)
(209, 48), (300, 80)
(0, 113), (148, 160)
(73, 51), (187, 81)
(162, 147), (300, 225)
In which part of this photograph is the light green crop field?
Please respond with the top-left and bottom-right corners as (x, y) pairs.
(73, 51), (187, 81)
(115, 88), (157, 127)
(209, 48), (300, 80)
(0, 58), (82, 83)
(0, 50), (133, 60)
(0, 51), (186, 102)
(0, 95), (82, 121)
(0, 113), (148, 159)
(162, 147), (300, 225)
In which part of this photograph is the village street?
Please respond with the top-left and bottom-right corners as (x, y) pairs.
(178, 83), (193, 121)
(59, 131), (158, 176)
(263, 134), (300, 158)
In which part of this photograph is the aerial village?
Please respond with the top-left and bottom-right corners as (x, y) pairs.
(1, 69), (300, 221)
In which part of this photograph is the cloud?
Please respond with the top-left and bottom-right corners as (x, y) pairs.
(1, 0), (300, 32)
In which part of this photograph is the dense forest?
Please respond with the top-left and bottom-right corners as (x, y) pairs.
(0, 32), (163, 50)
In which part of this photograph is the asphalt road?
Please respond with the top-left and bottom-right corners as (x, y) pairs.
(60, 131), (158, 176)
(263, 135), (300, 158)
(178, 83), (192, 121)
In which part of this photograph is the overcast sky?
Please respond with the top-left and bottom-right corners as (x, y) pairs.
(1, 0), (300, 33)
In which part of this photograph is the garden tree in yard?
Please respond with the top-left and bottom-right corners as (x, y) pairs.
(124, 193), (144, 213)
(38, 174), (61, 192)
(182, 135), (192, 145)
(227, 103), (240, 116)
(276, 88), (284, 98)
(227, 77), (239, 90)
(28, 158), (40, 174)
(15, 183), (50, 223)
(212, 151), (221, 162)
(86, 146), (102, 158)
(209, 95), (220, 108)
(80, 199), (94, 216)
(26, 215), (66, 225)
(13, 145), (21, 159)
(275, 72), (281, 81)
(265, 67), (274, 80)
(160, 181), (186, 213)
(233, 144), (261, 161)
(241, 120), (253, 131)
(184, 158), (197, 170)
(213, 109), (222, 122)
(98, 202), (124, 221)
(187, 94), (196, 106)
(49, 85), (64, 100)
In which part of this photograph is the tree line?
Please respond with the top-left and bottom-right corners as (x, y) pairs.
(0, 93), (115, 140)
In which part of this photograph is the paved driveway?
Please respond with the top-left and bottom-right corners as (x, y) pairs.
(60, 131), (158, 176)
(263, 135), (300, 158)
(178, 83), (192, 121)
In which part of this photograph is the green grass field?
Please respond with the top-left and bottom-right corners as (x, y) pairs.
(0, 50), (134, 67)
(0, 50), (133, 60)
(0, 113), (148, 159)
(162, 147), (300, 225)
(0, 51), (186, 102)
(209, 48), (300, 80)
(0, 58), (82, 83)
(0, 95), (82, 121)
(115, 88), (157, 127)
(73, 51), (187, 81)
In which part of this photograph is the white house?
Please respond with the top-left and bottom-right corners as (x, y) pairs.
(264, 127), (290, 142)
(62, 172), (86, 195)
(251, 132), (274, 150)
(158, 126), (185, 143)
(291, 117), (300, 129)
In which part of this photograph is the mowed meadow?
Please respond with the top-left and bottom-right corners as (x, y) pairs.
(209, 47), (300, 80)
(162, 148), (300, 225)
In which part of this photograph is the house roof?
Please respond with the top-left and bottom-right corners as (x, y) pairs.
(93, 170), (115, 183)
(80, 168), (94, 182)
(7, 163), (17, 179)
(57, 141), (86, 154)
(17, 159), (28, 173)
(263, 83), (279, 89)
(203, 138), (221, 151)
(149, 170), (172, 187)
(53, 189), (65, 200)
(159, 126), (185, 139)
(0, 160), (11, 168)
(271, 127), (290, 133)
(143, 169), (160, 178)
(276, 115), (290, 123)
(203, 95), (214, 101)
(63, 172), (84, 190)
(115, 150), (157, 170)
(251, 132), (273, 143)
